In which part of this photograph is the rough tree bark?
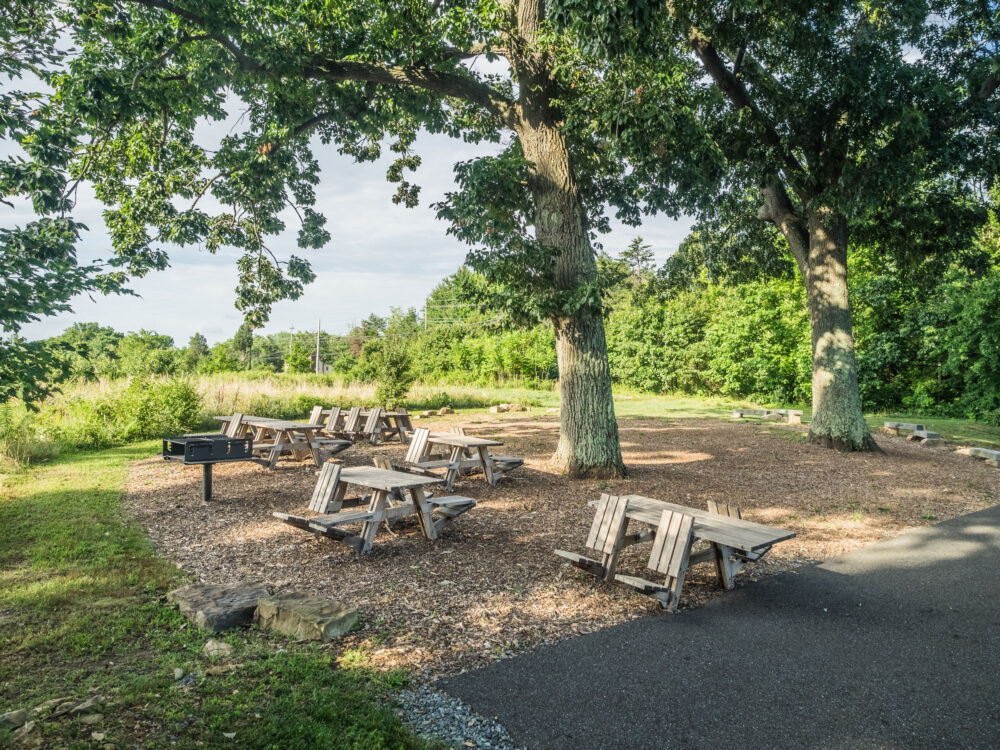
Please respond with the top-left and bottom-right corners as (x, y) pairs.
(759, 185), (877, 450)
(802, 209), (877, 450)
(513, 0), (626, 477)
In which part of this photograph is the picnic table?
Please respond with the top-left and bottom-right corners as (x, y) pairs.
(215, 415), (327, 468)
(426, 432), (523, 490)
(558, 494), (795, 611)
(322, 408), (413, 443)
(273, 464), (475, 554)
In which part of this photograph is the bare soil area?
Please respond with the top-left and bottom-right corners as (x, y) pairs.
(126, 415), (998, 678)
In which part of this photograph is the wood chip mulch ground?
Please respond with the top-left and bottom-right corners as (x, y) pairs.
(125, 415), (999, 680)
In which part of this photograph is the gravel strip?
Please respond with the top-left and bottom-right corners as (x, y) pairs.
(394, 685), (525, 749)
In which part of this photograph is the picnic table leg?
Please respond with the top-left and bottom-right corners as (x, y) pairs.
(712, 544), (742, 590)
(267, 431), (287, 470)
(328, 480), (349, 513)
(303, 431), (324, 467)
(201, 463), (213, 502)
(477, 446), (497, 486)
(445, 447), (463, 492)
(359, 490), (388, 554)
(409, 486), (437, 541)
(397, 415), (412, 445)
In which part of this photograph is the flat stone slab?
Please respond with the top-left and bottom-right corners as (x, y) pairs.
(167, 583), (270, 632)
(253, 593), (359, 642)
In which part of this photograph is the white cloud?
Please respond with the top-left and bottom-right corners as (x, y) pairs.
(15, 128), (692, 345)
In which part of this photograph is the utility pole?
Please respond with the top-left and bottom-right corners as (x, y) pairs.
(315, 319), (321, 374)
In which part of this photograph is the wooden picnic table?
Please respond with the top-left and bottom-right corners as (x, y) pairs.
(572, 494), (796, 607)
(427, 432), (509, 488)
(605, 495), (796, 555)
(215, 415), (326, 468)
(322, 408), (413, 443)
(311, 466), (445, 554)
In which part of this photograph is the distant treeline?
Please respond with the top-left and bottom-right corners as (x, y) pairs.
(34, 204), (1000, 423)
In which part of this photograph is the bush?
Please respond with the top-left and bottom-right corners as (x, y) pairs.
(371, 341), (416, 408)
(43, 377), (203, 448)
(0, 402), (60, 466)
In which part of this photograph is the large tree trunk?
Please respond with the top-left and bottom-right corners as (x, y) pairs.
(510, 0), (625, 476)
(517, 123), (625, 477)
(802, 208), (877, 451)
(761, 186), (876, 451)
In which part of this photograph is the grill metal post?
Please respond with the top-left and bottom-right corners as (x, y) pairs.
(202, 463), (213, 502)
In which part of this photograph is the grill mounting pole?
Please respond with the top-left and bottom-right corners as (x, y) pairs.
(202, 463), (213, 502)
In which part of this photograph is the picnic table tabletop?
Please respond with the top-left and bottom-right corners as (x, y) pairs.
(250, 420), (324, 431)
(338, 465), (444, 492)
(591, 494), (795, 552)
(427, 433), (503, 448)
(214, 415), (323, 430)
(321, 408), (408, 418)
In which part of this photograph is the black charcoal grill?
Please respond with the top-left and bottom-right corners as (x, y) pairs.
(162, 435), (255, 501)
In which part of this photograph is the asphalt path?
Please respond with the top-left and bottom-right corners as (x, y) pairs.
(442, 505), (1000, 749)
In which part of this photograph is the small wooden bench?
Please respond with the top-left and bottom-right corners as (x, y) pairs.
(880, 422), (942, 446)
(732, 408), (803, 425)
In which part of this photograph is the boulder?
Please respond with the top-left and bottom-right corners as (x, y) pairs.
(0, 709), (27, 730)
(507, 403), (526, 412)
(202, 639), (234, 659)
(70, 697), (104, 715)
(253, 593), (359, 642)
(167, 583), (270, 632)
(420, 410), (436, 417)
(545, 408), (560, 415)
(438, 406), (454, 415)
(489, 405), (508, 414)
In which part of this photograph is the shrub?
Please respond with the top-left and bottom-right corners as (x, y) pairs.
(372, 341), (416, 408)
(0, 402), (60, 466)
(43, 377), (203, 448)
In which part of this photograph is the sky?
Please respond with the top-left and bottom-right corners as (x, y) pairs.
(10, 107), (693, 347)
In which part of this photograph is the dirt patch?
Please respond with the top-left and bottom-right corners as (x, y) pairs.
(125, 415), (999, 678)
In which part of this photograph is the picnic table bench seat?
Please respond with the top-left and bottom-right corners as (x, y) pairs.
(615, 509), (695, 610)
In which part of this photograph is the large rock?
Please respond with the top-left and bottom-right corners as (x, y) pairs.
(167, 583), (270, 632)
(253, 593), (359, 642)
(202, 639), (234, 659)
(0, 709), (27, 730)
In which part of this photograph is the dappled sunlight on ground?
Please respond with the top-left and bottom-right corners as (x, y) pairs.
(126, 413), (999, 678)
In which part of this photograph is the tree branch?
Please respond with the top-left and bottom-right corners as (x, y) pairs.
(440, 42), (502, 59)
(130, 33), (212, 89)
(126, 0), (263, 72)
(757, 179), (809, 280)
(304, 59), (517, 126)
(687, 30), (807, 186)
(123, 0), (517, 125)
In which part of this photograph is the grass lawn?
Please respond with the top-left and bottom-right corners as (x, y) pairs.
(447, 387), (1000, 450)
(0, 443), (435, 749)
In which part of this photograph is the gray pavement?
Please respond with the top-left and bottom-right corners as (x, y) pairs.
(442, 505), (1000, 749)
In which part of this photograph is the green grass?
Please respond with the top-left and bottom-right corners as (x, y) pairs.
(0, 443), (434, 749)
